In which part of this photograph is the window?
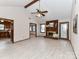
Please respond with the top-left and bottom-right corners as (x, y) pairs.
(40, 24), (45, 33)
(30, 25), (36, 32)
(0, 24), (4, 31)
(32, 25), (35, 32)
(30, 26), (32, 31)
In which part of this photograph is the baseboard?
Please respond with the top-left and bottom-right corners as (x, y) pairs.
(37, 36), (44, 37)
(69, 40), (77, 59)
(13, 38), (30, 43)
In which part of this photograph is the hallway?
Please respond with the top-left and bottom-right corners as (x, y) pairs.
(0, 37), (76, 59)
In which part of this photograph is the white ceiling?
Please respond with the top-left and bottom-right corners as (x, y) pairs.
(0, 0), (74, 19)
(26, 0), (74, 19)
(0, 0), (32, 7)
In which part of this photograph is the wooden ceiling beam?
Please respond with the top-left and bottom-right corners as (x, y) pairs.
(24, 0), (39, 8)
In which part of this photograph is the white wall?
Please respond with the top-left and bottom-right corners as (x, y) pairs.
(70, 0), (79, 58)
(0, 7), (29, 42)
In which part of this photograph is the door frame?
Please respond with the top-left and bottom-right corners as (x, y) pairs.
(59, 22), (69, 40)
(29, 23), (37, 38)
(11, 20), (14, 43)
(0, 19), (14, 43)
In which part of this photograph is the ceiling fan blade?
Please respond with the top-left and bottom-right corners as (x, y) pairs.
(41, 13), (45, 16)
(40, 13), (45, 16)
(36, 9), (48, 13)
(36, 9), (45, 16)
(24, 0), (39, 8)
(41, 11), (48, 13)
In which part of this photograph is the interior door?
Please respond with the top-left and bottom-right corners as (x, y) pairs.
(29, 23), (37, 38)
(59, 22), (69, 39)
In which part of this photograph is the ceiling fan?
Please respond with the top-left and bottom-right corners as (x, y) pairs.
(31, 9), (48, 16)
(31, 0), (48, 17)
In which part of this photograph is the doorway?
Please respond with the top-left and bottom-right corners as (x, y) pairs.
(29, 23), (37, 38)
(0, 19), (14, 43)
(59, 22), (69, 40)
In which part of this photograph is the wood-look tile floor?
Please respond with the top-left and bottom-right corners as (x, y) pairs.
(0, 37), (76, 59)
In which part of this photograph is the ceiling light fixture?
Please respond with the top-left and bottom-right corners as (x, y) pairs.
(36, 13), (41, 17)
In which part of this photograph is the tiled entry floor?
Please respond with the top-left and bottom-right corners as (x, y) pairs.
(0, 37), (76, 59)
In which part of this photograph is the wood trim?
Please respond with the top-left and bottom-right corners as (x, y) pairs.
(59, 22), (69, 40)
(11, 20), (14, 43)
(24, 0), (39, 8)
(29, 23), (31, 39)
(35, 24), (37, 37)
(13, 38), (30, 43)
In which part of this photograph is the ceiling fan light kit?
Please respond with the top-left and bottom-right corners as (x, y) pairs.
(36, 13), (41, 17)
